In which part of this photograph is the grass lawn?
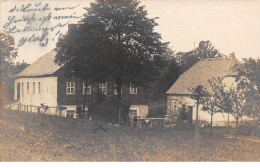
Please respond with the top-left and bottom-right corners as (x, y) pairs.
(0, 109), (259, 161)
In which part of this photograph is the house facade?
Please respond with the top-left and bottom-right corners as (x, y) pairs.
(12, 50), (148, 118)
(166, 57), (252, 126)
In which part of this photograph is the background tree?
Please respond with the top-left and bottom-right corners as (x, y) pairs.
(0, 31), (18, 84)
(235, 58), (260, 127)
(200, 78), (223, 137)
(0, 32), (29, 104)
(176, 40), (224, 73)
(55, 0), (168, 123)
(215, 79), (256, 136)
(189, 85), (208, 141)
(152, 47), (180, 100)
(236, 58), (260, 92)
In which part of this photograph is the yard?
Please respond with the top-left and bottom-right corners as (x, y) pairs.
(0, 109), (259, 161)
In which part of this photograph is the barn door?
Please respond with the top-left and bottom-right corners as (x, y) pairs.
(17, 83), (20, 100)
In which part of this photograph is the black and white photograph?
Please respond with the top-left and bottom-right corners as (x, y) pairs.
(0, 0), (259, 163)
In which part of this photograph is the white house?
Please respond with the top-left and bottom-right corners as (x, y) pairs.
(166, 57), (251, 126)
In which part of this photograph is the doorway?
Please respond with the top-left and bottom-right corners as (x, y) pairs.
(17, 83), (20, 100)
(187, 106), (193, 123)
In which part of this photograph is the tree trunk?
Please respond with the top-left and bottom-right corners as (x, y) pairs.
(82, 79), (88, 118)
(210, 113), (213, 137)
(116, 80), (122, 125)
(235, 118), (239, 137)
(195, 98), (199, 141)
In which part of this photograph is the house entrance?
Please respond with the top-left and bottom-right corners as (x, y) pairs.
(17, 83), (20, 100)
(187, 106), (193, 123)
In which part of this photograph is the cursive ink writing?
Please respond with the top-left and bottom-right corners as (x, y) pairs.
(3, 14), (36, 28)
(54, 4), (80, 11)
(3, 2), (81, 48)
(18, 29), (49, 47)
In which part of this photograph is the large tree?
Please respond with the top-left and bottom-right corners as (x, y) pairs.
(0, 32), (29, 103)
(176, 40), (224, 73)
(55, 0), (168, 122)
(0, 31), (18, 84)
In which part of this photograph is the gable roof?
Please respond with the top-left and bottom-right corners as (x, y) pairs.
(166, 58), (240, 95)
(16, 50), (61, 77)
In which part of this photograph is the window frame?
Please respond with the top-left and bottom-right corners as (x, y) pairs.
(99, 82), (107, 94)
(66, 82), (75, 95)
(21, 82), (24, 95)
(114, 84), (122, 95)
(38, 82), (41, 94)
(129, 83), (137, 94)
(33, 82), (35, 94)
(129, 108), (139, 118)
(26, 82), (29, 94)
(83, 82), (91, 94)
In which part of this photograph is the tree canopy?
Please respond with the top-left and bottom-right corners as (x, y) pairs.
(55, 0), (168, 122)
(55, 0), (168, 97)
(176, 40), (224, 73)
(0, 31), (18, 84)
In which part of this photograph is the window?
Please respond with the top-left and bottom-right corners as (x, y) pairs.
(26, 82), (29, 93)
(99, 82), (107, 94)
(66, 82), (75, 95)
(83, 82), (91, 94)
(114, 84), (122, 95)
(38, 82), (41, 93)
(129, 83), (137, 94)
(21, 82), (24, 95)
(66, 110), (75, 118)
(129, 109), (138, 119)
(33, 82), (35, 94)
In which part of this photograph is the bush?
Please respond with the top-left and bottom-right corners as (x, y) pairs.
(88, 94), (130, 124)
(75, 105), (86, 119)
(147, 107), (165, 118)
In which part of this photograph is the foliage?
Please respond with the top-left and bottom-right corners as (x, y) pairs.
(88, 94), (130, 124)
(11, 61), (29, 75)
(55, 0), (168, 123)
(236, 57), (260, 92)
(211, 77), (257, 135)
(152, 48), (180, 100)
(40, 103), (49, 113)
(189, 85), (208, 103)
(0, 32), (29, 85)
(147, 107), (165, 118)
(176, 40), (224, 73)
(189, 85), (208, 140)
(0, 31), (18, 84)
(199, 78), (223, 136)
(75, 105), (86, 119)
(55, 0), (167, 100)
(235, 58), (260, 120)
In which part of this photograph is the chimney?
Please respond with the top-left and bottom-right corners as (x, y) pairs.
(68, 24), (79, 32)
(229, 52), (235, 58)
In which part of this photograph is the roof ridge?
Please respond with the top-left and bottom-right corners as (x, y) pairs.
(200, 57), (234, 61)
(16, 50), (60, 77)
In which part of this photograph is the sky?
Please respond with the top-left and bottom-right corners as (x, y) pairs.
(1, 0), (260, 64)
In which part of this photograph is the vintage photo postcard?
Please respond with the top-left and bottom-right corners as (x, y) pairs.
(0, 0), (259, 162)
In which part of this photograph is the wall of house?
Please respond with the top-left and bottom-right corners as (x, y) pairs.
(130, 105), (149, 118)
(166, 94), (253, 126)
(14, 76), (58, 107)
(57, 75), (147, 107)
